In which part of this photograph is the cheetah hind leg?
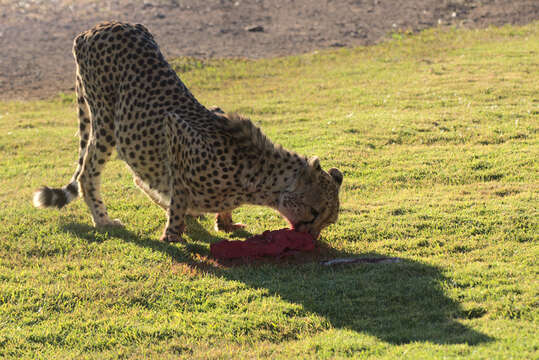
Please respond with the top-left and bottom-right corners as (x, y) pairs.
(215, 212), (246, 233)
(77, 108), (123, 228)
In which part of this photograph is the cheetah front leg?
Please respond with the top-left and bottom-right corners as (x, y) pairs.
(160, 178), (188, 243)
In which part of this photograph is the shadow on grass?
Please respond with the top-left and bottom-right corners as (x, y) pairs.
(216, 243), (493, 345)
(62, 220), (492, 346)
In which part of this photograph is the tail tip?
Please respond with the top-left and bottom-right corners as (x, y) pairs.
(33, 186), (53, 208)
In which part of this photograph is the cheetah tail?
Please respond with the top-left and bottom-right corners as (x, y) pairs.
(32, 181), (79, 209)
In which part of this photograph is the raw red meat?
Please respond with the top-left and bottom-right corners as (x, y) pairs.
(210, 228), (315, 260)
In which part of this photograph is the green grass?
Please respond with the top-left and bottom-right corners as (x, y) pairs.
(1, 23), (538, 359)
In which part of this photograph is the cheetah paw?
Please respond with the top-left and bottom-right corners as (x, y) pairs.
(215, 222), (247, 233)
(96, 218), (124, 227)
(160, 233), (184, 243)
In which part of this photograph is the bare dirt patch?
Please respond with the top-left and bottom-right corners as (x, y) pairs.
(0, 0), (537, 100)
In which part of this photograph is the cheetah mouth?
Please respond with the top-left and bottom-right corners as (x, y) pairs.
(291, 212), (317, 233)
(292, 222), (320, 240)
(278, 210), (320, 239)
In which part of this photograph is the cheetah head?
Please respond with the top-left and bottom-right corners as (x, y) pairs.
(278, 157), (343, 239)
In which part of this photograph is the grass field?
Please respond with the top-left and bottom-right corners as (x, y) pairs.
(0, 22), (538, 359)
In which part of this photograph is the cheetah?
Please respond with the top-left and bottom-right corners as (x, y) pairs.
(33, 22), (343, 242)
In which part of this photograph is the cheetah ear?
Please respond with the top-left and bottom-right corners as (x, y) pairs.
(328, 168), (343, 187)
(308, 156), (321, 171)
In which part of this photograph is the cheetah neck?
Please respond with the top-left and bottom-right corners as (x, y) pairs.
(215, 112), (308, 208)
(238, 148), (308, 209)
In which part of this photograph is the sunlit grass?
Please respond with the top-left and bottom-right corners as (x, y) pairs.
(0, 22), (537, 359)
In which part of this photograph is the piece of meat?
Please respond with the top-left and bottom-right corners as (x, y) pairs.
(210, 228), (315, 260)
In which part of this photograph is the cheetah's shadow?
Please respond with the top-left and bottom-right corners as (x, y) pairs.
(60, 215), (251, 262)
(60, 218), (492, 346)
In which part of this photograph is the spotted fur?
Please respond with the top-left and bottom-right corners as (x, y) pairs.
(32, 21), (343, 242)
